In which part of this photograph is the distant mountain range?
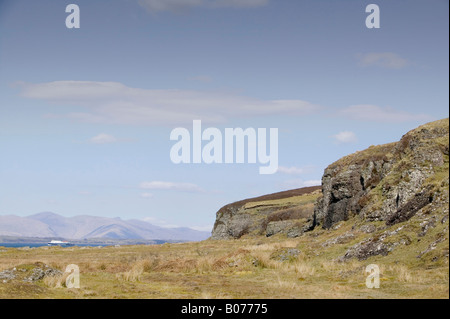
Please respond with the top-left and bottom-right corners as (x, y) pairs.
(0, 212), (210, 242)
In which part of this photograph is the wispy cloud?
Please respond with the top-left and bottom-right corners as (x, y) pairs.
(140, 192), (154, 199)
(139, 181), (204, 192)
(89, 133), (119, 144)
(210, 0), (269, 8)
(19, 81), (320, 126)
(138, 0), (269, 13)
(190, 225), (213, 232)
(279, 179), (321, 189)
(303, 180), (321, 187)
(339, 104), (432, 123)
(332, 131), (357, 144)
(142, 216), (180, 228)
(142, 216), (212, 231)
(357, 52), (408, 69)
(277, 166), (306, 175)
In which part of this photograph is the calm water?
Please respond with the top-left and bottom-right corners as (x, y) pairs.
(0, 243), (108, 248)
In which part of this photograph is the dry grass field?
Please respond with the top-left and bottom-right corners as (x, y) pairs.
(1, 215), (448, 299)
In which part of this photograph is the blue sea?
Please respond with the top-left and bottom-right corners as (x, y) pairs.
(0, 243), (108, 248)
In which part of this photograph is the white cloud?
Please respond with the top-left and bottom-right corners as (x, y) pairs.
(357, 52), (408, 69)
(190, 225), (213, 232)
(279, 179), (321, 189)
(142, 216), (180, 228)
(138, 0), (269, 13)
(340, 104), (432, 123)
(332, 131), (358, 144)
(277, 166), (305, 175)
(303, 180), (322, 187)
(140, 193), (154, 199)
(19, 81), (320, 126)
(140, 181), (204, 192)
(211, 0), (269, 8)
(89, 133), (118, 144)
(138, 0), (203, 13)
(143, 216), (212, 231)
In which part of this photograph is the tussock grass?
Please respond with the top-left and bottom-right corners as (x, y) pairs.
(294, 260), (316, 278)
(43, 272), (69, 288)
(0, 217), (448, 299)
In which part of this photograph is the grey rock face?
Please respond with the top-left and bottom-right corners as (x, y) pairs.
(339, 226), (407, 261)
(0, 269), (16, 282)
(0, 263), (63, 283)
(23, 266), (63, 283)
(211, 187), (321, 240)
(211, 118), (449, 250)
(315, 158), (392, 229)
(265, 221), (296, 237)
(211, 205), (254, 240)
(315, 119), (449, 229)
(265, 220), (306, 238)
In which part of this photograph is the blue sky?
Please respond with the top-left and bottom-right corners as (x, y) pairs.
(0, 0), (448, 232)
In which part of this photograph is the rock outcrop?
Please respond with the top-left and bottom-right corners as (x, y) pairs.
(211, 187), (321, 239)
(211, 118), (449, 264)
(315, 118), (449, 229)
(0, 262), (62, 283)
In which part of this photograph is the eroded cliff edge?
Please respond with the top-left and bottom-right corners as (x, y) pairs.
(211, 187), (321, 240)
(315, 118), (449, 229)
(212, 119), (449, 253)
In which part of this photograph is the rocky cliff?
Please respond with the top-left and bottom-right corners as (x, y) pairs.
(315, 118), (449, 229)
(212, 119), (449, 263)
(211, 187), (321, 239)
